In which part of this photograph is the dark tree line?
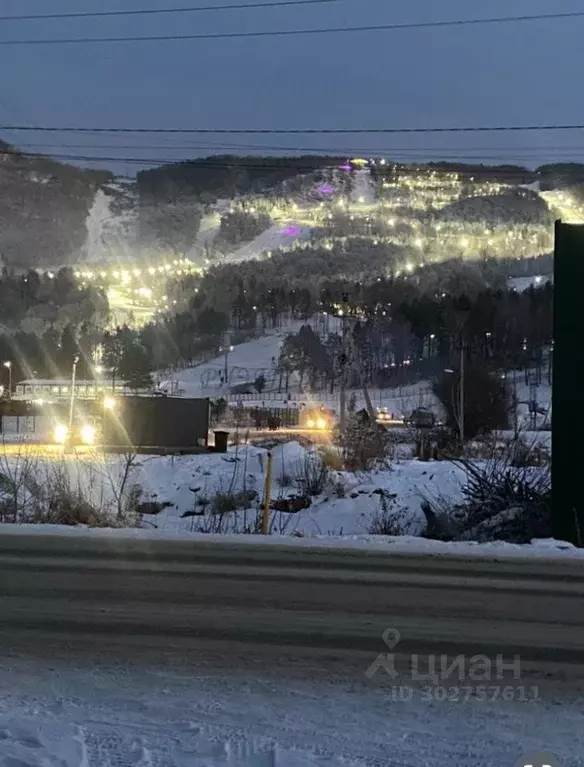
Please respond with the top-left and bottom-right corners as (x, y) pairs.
(271, 284), (552, 395)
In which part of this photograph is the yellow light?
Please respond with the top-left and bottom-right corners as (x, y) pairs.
(148, 267), (156, 276)
(104, 397), (116, 410)
(112, 270), (120, 279)
(414, 238), (423, 248)
(460, 238), (469, 248)
(81, 424), (96, 445)
(405, 262), (415, 273)
(54, 424), (68, 444)
(133, 269), (141, 277)
(138, 287), (152, 298)
(316, 417), (327, 430)
(306, 418), (315, 429)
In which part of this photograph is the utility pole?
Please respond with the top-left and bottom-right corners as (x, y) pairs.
(339, 295), (349, 431)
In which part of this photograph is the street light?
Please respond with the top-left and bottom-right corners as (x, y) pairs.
(3, 361), (12, 399)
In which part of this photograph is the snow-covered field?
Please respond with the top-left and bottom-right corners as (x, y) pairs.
(2, 442), (463, 537)
(125, 442), (465, 536)
(0, 437), (560, 557)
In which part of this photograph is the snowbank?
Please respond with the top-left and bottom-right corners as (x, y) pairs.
(0, 520), (580, 561)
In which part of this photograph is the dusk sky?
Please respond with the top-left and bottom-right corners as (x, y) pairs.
(1, 0), (583, 173)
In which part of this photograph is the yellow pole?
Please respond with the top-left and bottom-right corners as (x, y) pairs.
(262, 451), (273, 535)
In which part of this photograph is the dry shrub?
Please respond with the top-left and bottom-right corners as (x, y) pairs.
(369, 492), (411, 536)
(335, 415), (390, 471)
(422, 440), (551, 544)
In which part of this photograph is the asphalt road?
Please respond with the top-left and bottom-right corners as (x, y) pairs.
(1, 531), (584, 668)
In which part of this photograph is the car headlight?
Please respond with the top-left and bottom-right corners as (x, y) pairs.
(306, 419), (315, 429)
(316, 417), (327, 430)
(103, 397), (116, 410)
(54, 424), (69, 444)
(81, 424), (96, 445)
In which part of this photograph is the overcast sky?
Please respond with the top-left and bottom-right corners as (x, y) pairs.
(1, 0), (583, 174)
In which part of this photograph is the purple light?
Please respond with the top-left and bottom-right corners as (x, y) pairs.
(317, 184), (334, 196)
(340, 163), (352, 172)
(282, 225), (300, 236)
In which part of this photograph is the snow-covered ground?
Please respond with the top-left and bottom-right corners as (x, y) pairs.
(164, 315), (342, 397)
(186, 210), (221, 261)
(128, 443), (466, 537)
(0, 438), (556, 550)
(2, 647), (583, 767)
(221, 222), (311, 265)
(352, 168), (375, 206)
(166, 332), (288, 397)
(0, 442), (464, 537)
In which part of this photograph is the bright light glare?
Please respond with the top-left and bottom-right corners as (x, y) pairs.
(316, 417), (327, 430)
(54, 424), (68, 444)
(81, 424), (96, 445)
(103, 397), (116, 410)
(306, 419), (315, 429)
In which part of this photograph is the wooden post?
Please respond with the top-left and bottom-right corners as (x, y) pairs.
(262, 451), (273, 535)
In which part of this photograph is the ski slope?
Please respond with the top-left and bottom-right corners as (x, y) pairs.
(221, 222), (311, 265)
(166, 331), (288, 397)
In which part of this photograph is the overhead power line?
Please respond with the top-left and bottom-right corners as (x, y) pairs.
(0, 11), (581, 45)
(11, 142), (584, 154)
(3, 123), (584, 135)
(0, 0), (348, 22)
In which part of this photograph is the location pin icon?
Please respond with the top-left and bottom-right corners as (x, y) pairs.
(515, 751), (562, 767)
(382, 628), (401, 650)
